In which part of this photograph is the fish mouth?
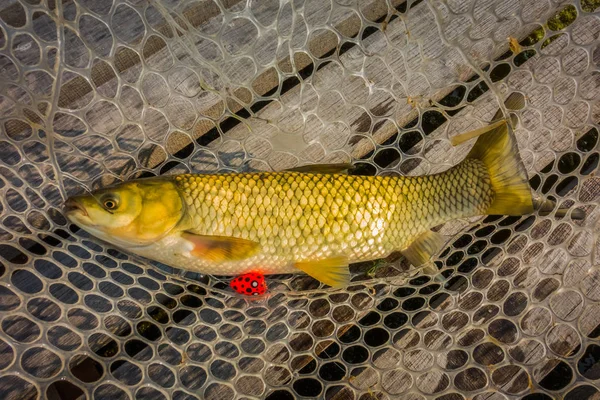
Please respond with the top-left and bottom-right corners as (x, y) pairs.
(64, 198), (88, 218)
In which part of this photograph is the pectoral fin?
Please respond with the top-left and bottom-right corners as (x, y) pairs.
(401, 230), (446, 267)
(181, 232), (260, 262)
(294, 256), (350, 288)
(285, 163), (354, 174)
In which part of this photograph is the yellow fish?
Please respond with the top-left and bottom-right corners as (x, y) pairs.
(65, 120), (535, 288)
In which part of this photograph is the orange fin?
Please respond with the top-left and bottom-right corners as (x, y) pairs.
(181, 232), (260, 262)
(294, 256), (350, 288)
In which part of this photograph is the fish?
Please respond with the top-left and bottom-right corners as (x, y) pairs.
(64, 120), (539, 288)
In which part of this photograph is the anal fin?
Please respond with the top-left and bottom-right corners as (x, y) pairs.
(295, 256), (350, 288)
(401, 230), (446, 267)
(181, 232), (260, 262)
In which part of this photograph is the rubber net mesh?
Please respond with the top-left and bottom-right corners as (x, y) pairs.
(1, 0), (599, 399)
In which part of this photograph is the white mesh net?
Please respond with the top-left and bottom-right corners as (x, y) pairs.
(0, 0), (599, 399)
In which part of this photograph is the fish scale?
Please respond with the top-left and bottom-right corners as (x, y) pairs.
(171, 159), (493, 275)
(66, 120), (535, 286)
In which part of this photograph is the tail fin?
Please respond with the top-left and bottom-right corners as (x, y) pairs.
(454, 120), (534, 216)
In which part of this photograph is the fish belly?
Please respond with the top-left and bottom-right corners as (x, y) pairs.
(132, 234), (297, 275)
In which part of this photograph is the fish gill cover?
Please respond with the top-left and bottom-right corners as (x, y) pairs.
(0, 0), (599, 399)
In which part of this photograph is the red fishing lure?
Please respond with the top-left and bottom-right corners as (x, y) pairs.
(230, 272), (267, 296)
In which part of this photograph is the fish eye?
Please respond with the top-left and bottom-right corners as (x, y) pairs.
(103, 198), (118, 210)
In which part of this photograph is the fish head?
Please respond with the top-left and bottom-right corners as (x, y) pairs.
(64, 179), (184, 247)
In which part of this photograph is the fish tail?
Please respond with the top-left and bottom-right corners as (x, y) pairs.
(461, 119), (534, 216)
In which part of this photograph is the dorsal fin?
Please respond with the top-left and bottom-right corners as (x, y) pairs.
(284, 163), (354, 174)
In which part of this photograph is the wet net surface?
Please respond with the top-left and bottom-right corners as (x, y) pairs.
(0, 0), (599, 399)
